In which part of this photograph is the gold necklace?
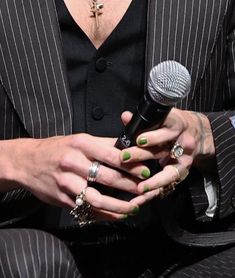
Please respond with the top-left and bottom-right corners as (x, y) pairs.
(90, 0), (104, 28)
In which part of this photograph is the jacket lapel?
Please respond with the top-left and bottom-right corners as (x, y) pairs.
(0, 0), (72, 138)
(145, 0), (230, 109)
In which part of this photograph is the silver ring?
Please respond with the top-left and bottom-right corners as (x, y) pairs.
(70, 187), (95, 226)
(87, 161), (100, 183)
(170, 142), (184, 159)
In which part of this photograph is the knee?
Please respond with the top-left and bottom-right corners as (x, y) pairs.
(0, 229), (80, 278)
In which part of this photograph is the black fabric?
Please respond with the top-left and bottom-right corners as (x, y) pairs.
(55, 0), (153, 228)
(168, 245), (235, 278)
(56, 0), (147, 136)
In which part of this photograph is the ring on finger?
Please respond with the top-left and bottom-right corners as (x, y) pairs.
(87, 161), (100, 184)
(159, 164), (189, 199)
(70, 187), (95, 226)
(159, 183), (176, 199)
(170, 141), (184, 159)
(171, 164), (189, 184)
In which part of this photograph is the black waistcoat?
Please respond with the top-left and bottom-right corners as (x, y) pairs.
(56, 0), (147, 137)
(55, 0), (153, 228)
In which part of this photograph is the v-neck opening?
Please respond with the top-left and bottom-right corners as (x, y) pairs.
(60, 0), (136, 51)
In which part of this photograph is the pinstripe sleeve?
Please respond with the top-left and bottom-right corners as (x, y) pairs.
(206, 10), (235, 218)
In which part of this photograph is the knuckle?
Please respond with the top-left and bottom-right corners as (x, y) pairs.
(108, 170), (124, 187)
(103, 151), (119, 166)
(90, 195), (102, 209)
(72, 133), (91, 149)
(59, 153), (73, 169)
(55, 175), (69, 190)
(185, 134), (196, 151)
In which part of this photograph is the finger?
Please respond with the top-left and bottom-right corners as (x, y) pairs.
(61, 154), (146, 194)
(121, 111), (133, 126)
(72, 134), (151, 179)
(56, 172), (87, 195)
(136, 127), (179, 147)
(85, 187), (139, 215)
(96, 164), (141, 193)
(92, 208), (128, 221)
(137, 164), (188, 193)
(130, 188), (162, 206)
(120, 145), (170, 163)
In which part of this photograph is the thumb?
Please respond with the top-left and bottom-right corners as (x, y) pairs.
(121, 111), (133, 126)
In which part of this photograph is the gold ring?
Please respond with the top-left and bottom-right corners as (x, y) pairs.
(159, 164), (189, 199)
(70, 187), (95, 226)
(159, 183), (176, 199)
(171, 164), (189, 184)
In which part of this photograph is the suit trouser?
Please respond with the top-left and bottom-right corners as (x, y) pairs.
(0, 228), (81, 278)
(58, 222), (235, 278)
(167, 244), (235, 278)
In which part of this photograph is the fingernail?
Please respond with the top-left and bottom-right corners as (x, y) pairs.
(131, 206), (140, 215)
(141, 168), (150, 179)
(121, 214), (128, 220)
(143, 185), (150, 193)
(138, 137), (147, 145)
(122, 151), (131, 161)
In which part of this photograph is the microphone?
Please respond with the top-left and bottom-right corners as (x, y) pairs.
(115, 60), (191, 150)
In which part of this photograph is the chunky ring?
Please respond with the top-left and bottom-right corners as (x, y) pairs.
(171, 164), (189, 184)
(159, 183), (175, 199)
(70, 187), (95, 226)
(87, 161), (100, 183)
(170, 142), (184, 159)
(159, 164), (189, 199)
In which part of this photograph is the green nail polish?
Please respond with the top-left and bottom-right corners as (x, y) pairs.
(122, 151), (131, 161)
(141, 168), (150, 179)
(143, 185), (150, 193)
(131, 206), (140, 215)
(138, 137), (147, 145)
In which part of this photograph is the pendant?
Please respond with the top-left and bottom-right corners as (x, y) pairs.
(90, 0), (104, 28)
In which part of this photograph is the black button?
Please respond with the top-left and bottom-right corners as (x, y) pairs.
(95, 57), (107, 72)
(92, 106), (104, 120)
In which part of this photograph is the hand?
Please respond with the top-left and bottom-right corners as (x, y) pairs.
(0, 134), (148, 220)
(119, 108), (216, 205)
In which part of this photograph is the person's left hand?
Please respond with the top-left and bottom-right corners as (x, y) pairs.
(120, 108), (216, 206)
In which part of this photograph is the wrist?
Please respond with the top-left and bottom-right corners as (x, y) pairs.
(0, 138), (35, 191)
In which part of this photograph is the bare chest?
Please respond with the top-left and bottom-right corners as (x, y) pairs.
(64, 0), (132, 49)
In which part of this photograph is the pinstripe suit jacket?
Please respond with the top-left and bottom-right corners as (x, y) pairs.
(0, 0), (234, 245)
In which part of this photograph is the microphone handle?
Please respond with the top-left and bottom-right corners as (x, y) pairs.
(115, 94), (171, 150)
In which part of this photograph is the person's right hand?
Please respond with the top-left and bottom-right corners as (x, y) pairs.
(0, 134), (148, 220)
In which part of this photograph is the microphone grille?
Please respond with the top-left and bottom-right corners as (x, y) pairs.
(148, 60), (191, 106)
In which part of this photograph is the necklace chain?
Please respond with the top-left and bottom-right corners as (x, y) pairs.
(90, 0), (104, 28)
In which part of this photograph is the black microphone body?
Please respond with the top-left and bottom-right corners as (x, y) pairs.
(115, 93), (171, 150)
(115, 60), (191, 150)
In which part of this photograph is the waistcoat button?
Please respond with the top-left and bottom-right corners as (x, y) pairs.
(92, 106), (104, 120)
(95, 57), (107, 72)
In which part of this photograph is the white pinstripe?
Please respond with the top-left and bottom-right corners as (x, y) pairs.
(5, 1), (35, 134)
(0, 10), (26, 125)
(36, 0), (63, 136)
